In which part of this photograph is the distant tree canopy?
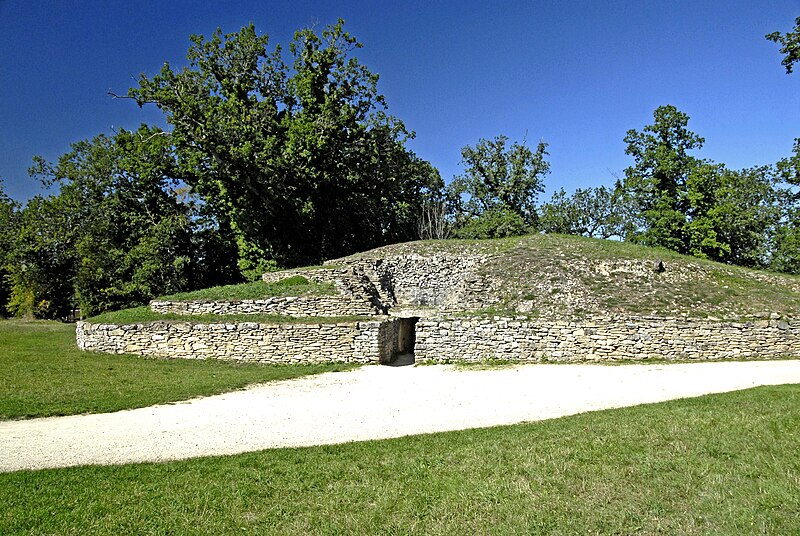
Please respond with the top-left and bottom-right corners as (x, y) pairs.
(540, 186), (627, 240)
(129, 20), (442, 271)
(0, 182), (18, 317)
(543, 104), (789, 271)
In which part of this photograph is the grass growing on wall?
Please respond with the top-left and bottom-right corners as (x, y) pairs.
(87, 306), (369, 325)
(157, 275), (336, 302)
(2, 384), (799, 534)
(0, 320), (356, 420)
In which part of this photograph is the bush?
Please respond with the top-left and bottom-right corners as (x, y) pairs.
(454, 207), (529, 239)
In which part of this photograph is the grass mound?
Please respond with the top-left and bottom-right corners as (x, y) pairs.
(333, 233), (800, 319)
(157, 275), (336, 302)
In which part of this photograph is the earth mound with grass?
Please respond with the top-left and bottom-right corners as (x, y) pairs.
(327, 234), (800, 320)
(85, 233), (800, 325)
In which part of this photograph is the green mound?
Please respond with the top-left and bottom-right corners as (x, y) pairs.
(156, 275), (336, 302)
(91, 234), (800, 323)
(334, 234), (800, 319)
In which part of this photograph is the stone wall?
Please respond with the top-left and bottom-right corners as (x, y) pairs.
(328, 253), (497, 311)
(77, 313), (800, 365)
(76, 319), (399, 364)
(415, 316), (800, 362)
(258, 253), (501, 315)
(150, 295), (378, 317)
(262, 267), (386, 314)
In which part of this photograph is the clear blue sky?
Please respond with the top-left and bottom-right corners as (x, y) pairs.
(1, 0), (798, 202)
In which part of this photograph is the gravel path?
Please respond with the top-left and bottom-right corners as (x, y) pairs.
(2, 360), (800, 473)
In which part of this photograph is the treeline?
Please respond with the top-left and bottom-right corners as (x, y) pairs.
(0, 18), (798, 319)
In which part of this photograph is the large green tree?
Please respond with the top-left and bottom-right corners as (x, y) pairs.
(684, 163), (777, 266)
(5, 194), (78, 319)
(448, 134), (549, 237)
(128, 20), (441, 270)
(618, 105), (705, 252)
(616, 105), (780, 266)
(13, 125), (239, 318)
(771, 140), (800, 273)
(766, 17), (800, 272)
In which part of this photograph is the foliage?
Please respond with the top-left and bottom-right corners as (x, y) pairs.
(766, 16), (800, 73)
(685, 164), (777, 267)
(0, 182), (18, 317)
(3, 385), (800, 533)
(20, 126), (240, 317)
(5, 195), (78, 319)
(0, 319), (354, 419)
(772, 140), (800, 273)
(614, 105), (783, 268)
(618, 104), (704, 252)
(452, 206), (528, 239)
(540, 185), (627, 239)
(129, 21), (442, 268)
(448, 134), (548, 230)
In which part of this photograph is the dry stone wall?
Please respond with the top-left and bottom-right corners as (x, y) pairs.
(150, 295), (377, 317)
(262, 267), (386, 314)
(327, 253), (498, 311)
(76, 319), (398, 364)
(415, 316), (800, 362)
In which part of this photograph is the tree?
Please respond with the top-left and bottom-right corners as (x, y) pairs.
(21, 125), (239, 317)
(618, 105), (705, 252)
(417, 199), (451, 240)
(766, 16), (800, 74)
(128, 21), (441, 270)
(540, 185), (627, 239)
(770, 140), (800, 273)
(0, 181), (18, 316)
(765, 17), (800, 272)
(447, 134), (548, 240)
(684, 163), (777, 266)
(452, 207), (528, 239)
(6, 194), (78, 319)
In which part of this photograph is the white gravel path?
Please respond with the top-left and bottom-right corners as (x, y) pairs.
(2, 360), (800, 473)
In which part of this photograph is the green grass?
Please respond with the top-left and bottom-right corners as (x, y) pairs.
(1, 385), (799, 534)
(157, 275), (336, 302)
(0, 319), (355, 420)
(87, 306), (368, 325)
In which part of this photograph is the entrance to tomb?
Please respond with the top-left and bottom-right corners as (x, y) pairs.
(397, 317), (418, 354)
(387, 317), (418, 366)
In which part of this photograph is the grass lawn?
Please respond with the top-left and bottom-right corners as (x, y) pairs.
(0, 319), (354, 420)
(1, 384), (798, 534)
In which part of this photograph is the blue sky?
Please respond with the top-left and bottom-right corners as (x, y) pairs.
(1, 0), (798, 202)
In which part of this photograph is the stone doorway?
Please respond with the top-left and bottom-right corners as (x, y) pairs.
(397, 317), (418, 354)
(386, 317), (418, 366)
